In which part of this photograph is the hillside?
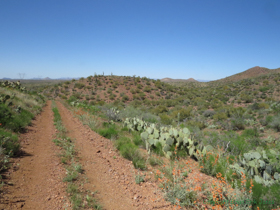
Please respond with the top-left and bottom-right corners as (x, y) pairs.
(42, 75), (181, 105)
(212, 66), (280, 83)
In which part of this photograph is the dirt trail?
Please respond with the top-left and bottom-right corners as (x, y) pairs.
(56, 101), (172, 210)
(0, 101), (69, 210)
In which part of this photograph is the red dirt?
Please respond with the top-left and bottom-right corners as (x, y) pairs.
(0, 101), (69, 210)
(56, 101), (172, 210)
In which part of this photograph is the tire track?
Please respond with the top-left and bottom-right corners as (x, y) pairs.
(56, 101), (172, 210)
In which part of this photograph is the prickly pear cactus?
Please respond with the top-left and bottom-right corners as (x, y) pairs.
(123, 118), (211, 159)
(1, 80), (26, 91)
(230, 149), (280, 186)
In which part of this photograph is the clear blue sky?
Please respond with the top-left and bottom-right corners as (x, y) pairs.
(1, 0), (280, 80)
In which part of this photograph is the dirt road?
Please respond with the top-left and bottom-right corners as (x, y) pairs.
(0, 101), (69, 210)
(0, 101), (171, 210)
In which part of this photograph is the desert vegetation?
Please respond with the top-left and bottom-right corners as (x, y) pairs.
(2, 67), (280, 209)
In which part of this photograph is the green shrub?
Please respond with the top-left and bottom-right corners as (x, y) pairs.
(119, 142), (137, 160)
(269, 115), (280, 131)
(130, 88), (136, 94)
(116, 137), (146, 170)
(153, 105), (168, 114)
(160, 114), (172, 125)
(242, 128), (259, 138)
(203, 110), (216, 118)
(74, 83), (85, 89)
(138, 92), (146, 100)
(231, 118), (245, 130)
(210, 99), (223, 109)
(135, 174), (145, 184)
(265, 115), (274, 126)
(192, 121), (207, 130)
(171, 107), (192, 121)
(132, 132), (144, 146)
(61, 95), (67, 100)
(149, 156), (162, 166)
(213, 112), (228, 121)
(241, 94), (253, 103)
(259, 86), (269, 92)
(97, 125), (118, 139)
(143, 86), (151, 93)
(0, 128), (20, 156)
(0, 104), (34, 132)
(259, 102), (269, 109)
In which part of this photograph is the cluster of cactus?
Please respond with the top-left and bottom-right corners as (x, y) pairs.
(106, 108), (120, 122)
(0, 80), (26, 91)
(124, 117), (212, 159)
(0, 93), (15, 104)
(0, 94), (10, 104)
(123, 117), (149, 131)
(230, 148), (280, 186)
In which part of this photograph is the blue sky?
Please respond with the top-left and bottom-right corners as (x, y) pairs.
(1, 0), (280, 80)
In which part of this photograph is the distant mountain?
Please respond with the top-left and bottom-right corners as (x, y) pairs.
(28, 77), (77, 80)
(57, 77), (81, 80)
(2, 77), (12, 80)
(196, 79), (211, 82)
(214, 66), (280, 83)
(161, 78), (198, 83)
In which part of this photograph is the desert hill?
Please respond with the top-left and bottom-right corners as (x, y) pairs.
(213, 66), (280, 83)
(42, 75), (181, 104)
(161, 77), (198, 83)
